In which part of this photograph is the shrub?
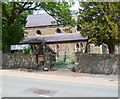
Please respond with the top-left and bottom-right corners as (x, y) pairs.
(23, 48), (31, 54)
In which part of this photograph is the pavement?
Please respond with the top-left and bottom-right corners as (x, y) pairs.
(1, 70), (118, 97)
(0, 69), (118, 86)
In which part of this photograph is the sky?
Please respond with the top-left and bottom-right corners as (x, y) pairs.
(70, 0), (79, 11)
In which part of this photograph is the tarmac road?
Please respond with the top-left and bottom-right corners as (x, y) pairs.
(1, 72), (118, 97)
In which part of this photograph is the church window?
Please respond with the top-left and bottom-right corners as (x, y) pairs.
(57, 44), (59, 49)
(76, 43), (79, 48)
(36, 30), (42, 35)
(56, 28), (61, 33)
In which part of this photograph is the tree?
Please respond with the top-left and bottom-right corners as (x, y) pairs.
(40, 2), (76, 26)
(2, 23), (25, 52)
(2, 2), (45, 52)
(2, 2), (75, 26)
(2, 2), (40, 26)
(2, 2), (41, 52)
(78, 2), (120, 54)
(2, 2), (76, 52)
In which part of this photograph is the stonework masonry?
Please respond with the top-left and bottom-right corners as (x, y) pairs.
(25, 25), (77, 36)
(2, 53), (37, 69)
(75, 52), (119, 75)
(2, 52), (120, 75)
(25, 25), (87, 57)
(25, 25), (120, 55)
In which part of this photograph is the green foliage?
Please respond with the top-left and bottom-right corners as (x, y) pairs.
(2, 2), (39, 25)
(67, 59), (75, 64)
(2, 2), (76, 27)
(40, 2), (76, 26)
(2, 2), (76, 52)
(53, 59), (75, 66)
(2, 2), (37, 52)
(63, 27), (73, 33)
(78, 2), (120, 54)
(2, 23), (25, 52)
(23, 48), (31, 54)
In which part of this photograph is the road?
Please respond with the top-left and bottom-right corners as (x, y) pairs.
(1, 74), (118, 97)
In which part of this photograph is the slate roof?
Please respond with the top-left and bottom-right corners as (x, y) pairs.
(20, 33), (88, 44)
(25, 13), (57, 27)
(25, 11), (78, 28)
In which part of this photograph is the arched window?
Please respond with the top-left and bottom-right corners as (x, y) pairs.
(36, 30), (42, 35)
(76, 43), (79, 48)
(77, 25), (81, 31)
(56, 28), (61, 33)
(57, 44), (59, 49)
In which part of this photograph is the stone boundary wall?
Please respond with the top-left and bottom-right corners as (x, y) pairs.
(2, 52), (120, 74)
(2, 53), (37, 69)
(75, 52), (120, 74)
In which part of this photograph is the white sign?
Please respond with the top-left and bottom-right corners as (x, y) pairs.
(11, 44), (30, 50)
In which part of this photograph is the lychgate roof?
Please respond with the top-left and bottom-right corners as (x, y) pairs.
(20, 33), (88, 44)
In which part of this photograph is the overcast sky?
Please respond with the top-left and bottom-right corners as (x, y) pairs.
(70, 0), (79, 10)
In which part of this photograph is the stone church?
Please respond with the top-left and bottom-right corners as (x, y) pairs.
(24, 12), (89, 61)
(24, 12), (120, 61)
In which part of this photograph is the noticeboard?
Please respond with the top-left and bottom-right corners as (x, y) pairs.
(38, 55), (44, 62)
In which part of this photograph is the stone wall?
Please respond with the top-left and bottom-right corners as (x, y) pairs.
(75, 52), (119, 74)
(2, 50), (56, 70)
(2, 53), (37, 69)
(25, 25), (77, 36)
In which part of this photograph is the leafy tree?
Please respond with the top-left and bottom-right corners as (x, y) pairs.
(2, 23), (24, 52)
(40, 2), (76, 26)
(2, 2), (40, 26)
(2, 2), (40, 52)
(78, 2), (120, 54)
(2, 2), (75, 26)
(2, 2), (76, 52)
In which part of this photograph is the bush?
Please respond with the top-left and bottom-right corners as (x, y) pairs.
(69, 59), (75, 64)
(23, 48), (31, 54)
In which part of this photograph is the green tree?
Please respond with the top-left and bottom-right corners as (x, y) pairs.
(40, 2), (76, 26)
(78, 2), (120, 54)
(2, 2), (76, 52)
(2, 2), (40, 26)
(2, 23), (24, 52)
(2, 2), (40, 52)
(2, 2), (75, 26)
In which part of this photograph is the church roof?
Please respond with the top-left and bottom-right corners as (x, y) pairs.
(25, 13), (57, 28)
(20, 33), (88, 44)
(25, 11), (78, 28)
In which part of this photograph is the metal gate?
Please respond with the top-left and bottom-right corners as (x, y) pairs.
(51, 54), (75, 71)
